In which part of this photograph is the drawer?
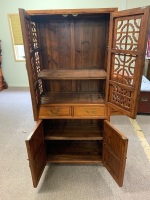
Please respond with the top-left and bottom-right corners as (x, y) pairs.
(74, 105), (107, 117)
(137, 92), (150, 113)
(39, 106), (72, 118)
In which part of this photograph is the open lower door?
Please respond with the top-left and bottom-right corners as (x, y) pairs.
(102, 120), (128, 187)
(106, 6), (150, 118)
(26, 120), (47, 188)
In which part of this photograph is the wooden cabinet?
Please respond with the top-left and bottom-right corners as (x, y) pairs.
(0, 40), (8, 91)
(19, 7), (150, 188)
(138, 91), (150, 113)
(137, 76), (150, 113)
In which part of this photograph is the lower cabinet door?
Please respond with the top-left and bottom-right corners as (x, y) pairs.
(26, 120), (47, 188)
(102, 120), (128, 187)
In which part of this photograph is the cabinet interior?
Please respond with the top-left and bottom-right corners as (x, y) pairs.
(32, 13), (110, 104)
(44, 119), (104, 163)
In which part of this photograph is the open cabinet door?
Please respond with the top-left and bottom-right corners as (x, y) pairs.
(19, 9), (44, 121)
(26, 121), (47, 188)
(106, 7), (150, 118)
(103, 120), (128, 187)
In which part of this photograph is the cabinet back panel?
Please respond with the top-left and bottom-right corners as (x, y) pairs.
(74, 15), (109, 69)
(38, 14), (109, 70)
(44, 119), (104, 130)
(39, 17), (72, 70)
(44, 80), (105, 93)
(37, 14), (109, 94)
(76, 80), (105, 93)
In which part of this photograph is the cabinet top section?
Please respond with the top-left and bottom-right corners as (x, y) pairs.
(25, 8), (118, 15)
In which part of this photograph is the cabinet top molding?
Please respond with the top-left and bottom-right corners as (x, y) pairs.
(25, 8), (118, 15)
(21, 6), (150, 16)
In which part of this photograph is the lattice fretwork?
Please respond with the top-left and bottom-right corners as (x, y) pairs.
(25, 19), (33, 52)
(25, 17), (44, 105)
(31, 22), (39, 49)
(35, 51), (41, 73)
(30, 52), (44, 104)
(109, 85), (132, 111)
(111, 54), (136, 86)
(114, 16), (142, 51)
(25, 20), (39, 50)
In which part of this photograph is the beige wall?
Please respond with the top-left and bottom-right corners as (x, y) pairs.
(127, 0), (150, 9)
(0, 0), (149, 87)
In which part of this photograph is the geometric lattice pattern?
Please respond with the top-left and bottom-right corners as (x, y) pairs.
(35, 51), (42, 73)
(114, 16), (142, 51)
(111, 15), (143, 87)
(111, 54), (136, 86)
(25, 18), (43, 105)
(25, 19), (33, 52)
(110, 85), (132, 110)
(108, 13), (145, 115)
(31, 22), (39, 49)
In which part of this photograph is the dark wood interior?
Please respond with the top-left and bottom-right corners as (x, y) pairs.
(46, 140), (102, 164)
(44, 119), (103, 164)
(31, 13), (110, 103)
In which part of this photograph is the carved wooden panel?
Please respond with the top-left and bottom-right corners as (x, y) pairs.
(19, 9), (44, 120)
(103, 120), (128, 187)
(109, 84), (132, 111)
(26, 120), (47, 188)
(107, 8), (150, 118)
(111, 16), (142, 86)
(114, 16), (141, 51)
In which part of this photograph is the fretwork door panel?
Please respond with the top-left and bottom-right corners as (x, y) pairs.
(106, 7), (150, 118)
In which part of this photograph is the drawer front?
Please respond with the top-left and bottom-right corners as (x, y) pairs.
(74, 106), (107, 117)
(138, 92), (150, 113)
(39, 106), (72, 118)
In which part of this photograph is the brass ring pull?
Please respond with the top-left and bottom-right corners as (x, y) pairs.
(85, 109), (95, 114)
(50, 108), (60, 115)
(140, 97), (148, 102)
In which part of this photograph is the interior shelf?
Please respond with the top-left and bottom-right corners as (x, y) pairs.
(46, 140), (102, 164)
(45, 129), (103, 140)
(38, 69), (107, 80)
(41, 92), (105, 104)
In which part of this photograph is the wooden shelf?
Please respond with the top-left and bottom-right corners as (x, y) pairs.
(45, 130), (103, 140)
(46, 141), (102, 164)
(41, 92), (104, 104)
(38, 69), (106, 80)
